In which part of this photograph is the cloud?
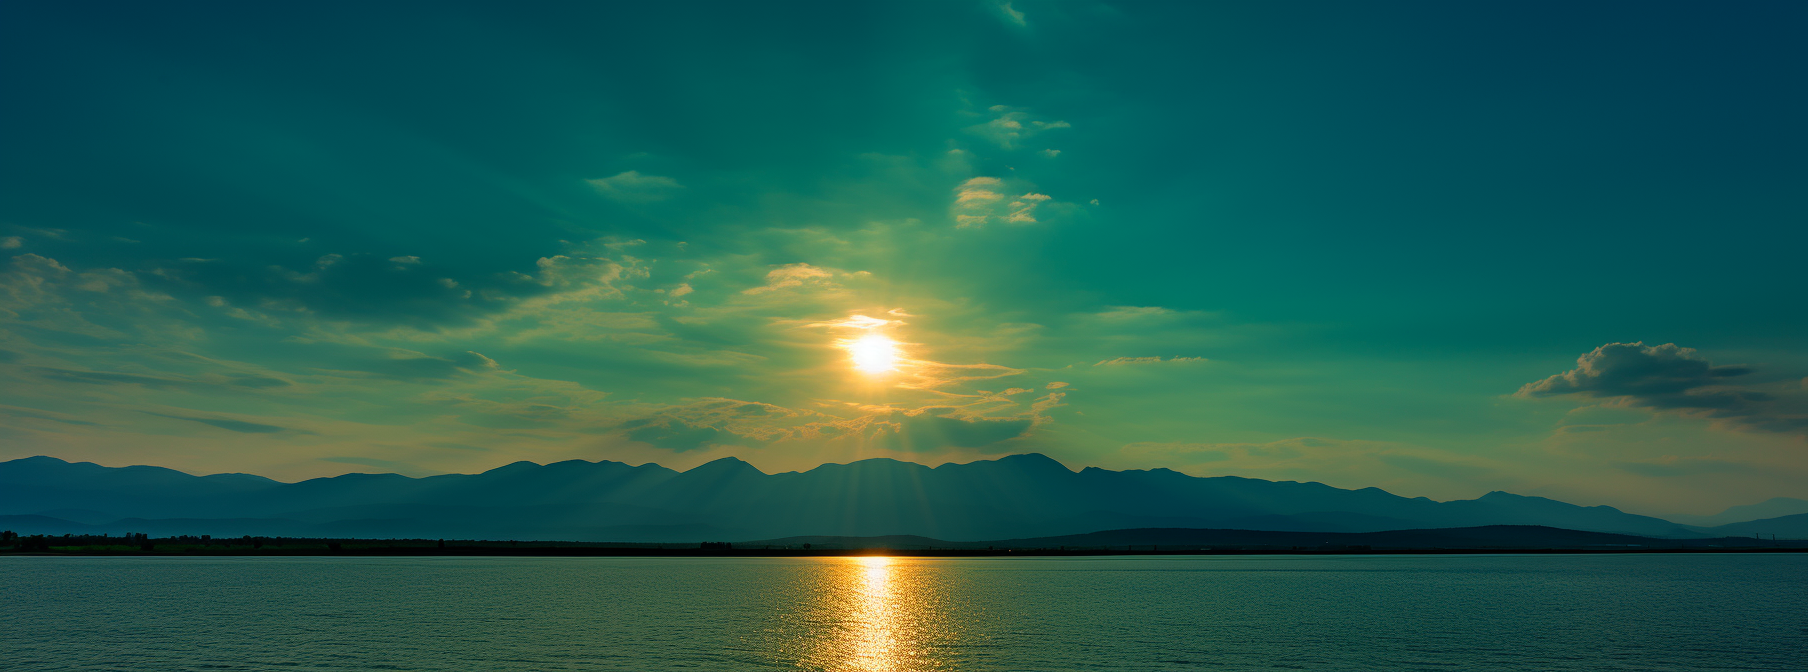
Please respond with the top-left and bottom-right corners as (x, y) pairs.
(1615, 457), (1773, 478)
(324, 350), (501, 382)
(426, 442), (492, 452)
(1519, 342), (1806, 434)
(587, 171), (683, 202)
(0, 237), (20, 249)
(0, 405), (101, 427)
(623, 417), (730, 452)
(743, 263), (840, 294)
(995, 1), (1026, 26)
(808, 313), (898, 330)
(966, 106), (1069, 150)
(30, 367), (206, 390)
(878, 412), (1033, 452)
(952, 178), (1053, 227)
(1091, 306), (1178, 321)
(148, 252), (554, 328)
(319, 456), (416, 472)
(143, 412), (309, 435)
(615, 399), (832, 451)
(1520, 342), (1750, 398)
(1094, 356), (1207, 366)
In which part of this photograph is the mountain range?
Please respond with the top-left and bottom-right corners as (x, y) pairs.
(3, 454), (1804, 542)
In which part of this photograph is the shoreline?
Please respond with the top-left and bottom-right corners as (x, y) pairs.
(6, 546), (1805, 558)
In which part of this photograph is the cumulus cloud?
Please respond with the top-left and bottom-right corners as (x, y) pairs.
(1519, 342), (1806, 434)
(952, 178), (1054, 227)
(1519, 342), (1750, 398)
(0, 237), (20, 249)
(587, 170), (683, 202)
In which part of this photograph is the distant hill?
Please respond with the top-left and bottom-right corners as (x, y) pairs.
(1704, 513), (1808, 539)
(0, 454), (1740, 541)
(1669, 497), (1808, 528)
(744, 525), (1804, 551)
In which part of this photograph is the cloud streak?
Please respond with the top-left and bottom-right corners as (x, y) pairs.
(587, 171), (683, 202)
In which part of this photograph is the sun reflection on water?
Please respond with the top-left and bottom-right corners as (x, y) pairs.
(795, 556), (955, 672)
(850, 556), (898, 668)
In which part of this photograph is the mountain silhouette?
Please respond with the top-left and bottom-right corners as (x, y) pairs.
(743, 525), (1792, 551)
(0, 454), (1758, 541)
(1667, 497), (1808, 528)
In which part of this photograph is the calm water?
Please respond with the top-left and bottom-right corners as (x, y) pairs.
(2, 554), (1804, 671)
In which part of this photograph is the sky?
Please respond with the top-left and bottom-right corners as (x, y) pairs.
(1, 1), (1804, 517)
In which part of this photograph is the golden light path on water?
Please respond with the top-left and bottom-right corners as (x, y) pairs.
(851, 556), (899, 667)
(794, 556), (959, 671)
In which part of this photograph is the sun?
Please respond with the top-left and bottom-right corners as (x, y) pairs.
(847, 333), (901, 374)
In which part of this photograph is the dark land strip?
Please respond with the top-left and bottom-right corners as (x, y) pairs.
(5, 524), (1804, 557)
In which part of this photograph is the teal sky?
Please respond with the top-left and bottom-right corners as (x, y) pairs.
(2, 1), (1804, 517)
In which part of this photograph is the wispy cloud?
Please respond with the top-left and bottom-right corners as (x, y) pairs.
(1095, 356), (1207, 366)
(965, 106), (1070, 150)
(994, 1), (1026, 27)
(143, 411), (312, 435)
(587, 170), (683, 202)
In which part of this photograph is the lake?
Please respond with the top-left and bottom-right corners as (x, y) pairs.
(3, 554), (1803, 670)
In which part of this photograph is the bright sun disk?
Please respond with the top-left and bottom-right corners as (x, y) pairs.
(848, 334), (901, 374)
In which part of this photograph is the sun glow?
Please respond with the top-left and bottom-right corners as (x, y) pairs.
(847, 334), (901, 374)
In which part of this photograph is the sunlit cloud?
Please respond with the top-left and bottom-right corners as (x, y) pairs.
(744, 262), (846, 294)
(952, 177), (1054, 227)
(810, 314), (899, 330)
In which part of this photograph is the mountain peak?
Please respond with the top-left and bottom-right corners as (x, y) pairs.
(480, 460), (544, 475)
(8, 455), (71, 465)
(684, 456), (765, 477)
(992, 453), (1074, 472)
